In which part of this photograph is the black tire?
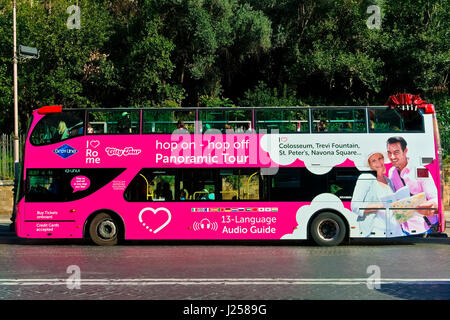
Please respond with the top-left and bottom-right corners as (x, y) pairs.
(310, 212), (346, 246)
(88, 213), (120, 246)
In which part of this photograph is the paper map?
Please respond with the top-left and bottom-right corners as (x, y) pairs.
(391, 192), (426, 224)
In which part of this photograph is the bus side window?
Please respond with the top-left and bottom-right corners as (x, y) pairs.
(226, 109), (252, 133)
(88, 110), (139, 134)
(312, 109), (365, 133)
(256, 109), (309, 134)
(27, 170), (58, 201)
(26, 168), (125, 202)
(267, 168), (328, 201)
(142, 109), (195, 134)
(220, 169), (260, 200)
(399, 110), (424, 131)
(328, 168), (360, 199)
(200, 110), (226, 133)
(179, 169), (216, 201)
(199, 109), (252, 134)
(124, 169), (175, 202)
(369, 108), (403, 132)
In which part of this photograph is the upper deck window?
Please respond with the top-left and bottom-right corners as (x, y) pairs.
(87, 110), (140, 134)
(199, 109), (252, 134)
(397, 109), (424, 131)
(255, 109), (309, 133)
(312, 108), (366, 133)
(30, 111), (85, 146)
(368, 108), (424, 132)
(142, 109), (196, 134)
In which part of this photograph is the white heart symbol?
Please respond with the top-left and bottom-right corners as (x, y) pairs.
(90, 140), (100, 148)
(138, 207), (171, 234)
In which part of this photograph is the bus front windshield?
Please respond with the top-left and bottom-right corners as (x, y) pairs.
(30, 111), (85, 146)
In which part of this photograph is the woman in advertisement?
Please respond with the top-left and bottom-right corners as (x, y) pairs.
(351, 151), (404, 237)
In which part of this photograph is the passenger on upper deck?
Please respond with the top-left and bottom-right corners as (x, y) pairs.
(315, 120), (327, 132)
(174, 120), (189, 134)
(54, 121), (69, 141)
(224, 123), (233, 133)
(87, 123), (95, 134)
(118, 112), (132, 134)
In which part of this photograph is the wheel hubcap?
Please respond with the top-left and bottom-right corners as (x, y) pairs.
(317, 219), (340, 241)
(98, 220), (117, 240)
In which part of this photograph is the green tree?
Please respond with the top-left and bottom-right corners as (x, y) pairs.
(146, 0), (272, 105)
(239, 81), (305, 107)
(0, 0), (118, 132)
(248, 0), (385, 105)
(0, 3), (14, 132)
(376, 0), (450, 155)
(125, 15), (181, 106)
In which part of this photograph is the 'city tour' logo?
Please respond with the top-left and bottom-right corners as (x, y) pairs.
(105, 147), (142, 157)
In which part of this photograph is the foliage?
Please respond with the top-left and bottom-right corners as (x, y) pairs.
(0, 0), (448, 154)
(199, 95), (236, 108)
(240, 81), (306, 107)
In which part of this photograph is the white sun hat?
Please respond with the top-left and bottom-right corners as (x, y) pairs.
(366, 151), (386, 166)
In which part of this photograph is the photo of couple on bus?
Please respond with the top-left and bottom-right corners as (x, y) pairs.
(351, 136), (439, 237)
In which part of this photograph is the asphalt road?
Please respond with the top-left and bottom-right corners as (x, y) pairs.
(0, 223), (449, 301)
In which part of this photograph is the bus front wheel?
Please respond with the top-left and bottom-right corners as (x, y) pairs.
(310, 212), (346, 246)
(89, 213), (120, 246)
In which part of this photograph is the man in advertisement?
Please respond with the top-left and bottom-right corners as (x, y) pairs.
(386, 136), (439, 234)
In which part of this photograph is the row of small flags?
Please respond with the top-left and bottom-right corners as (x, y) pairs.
(191, 207), (278, 213)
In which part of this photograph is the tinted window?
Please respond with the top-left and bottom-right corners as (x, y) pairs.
(398, 109), (424, 131)
(256, 109), (309, 133)
(369, 108), (402, 132)
(179, 169), (217, 201)
(87, 110), (139, 134)
(312, 109), (366, 133)
(220, 168), (260, 200)
(30, 111), (85, 145)
(199, 109), (252, 133)
(142, 109), (196, 134)
(124, 167), (361, 202)
(327, 167), (360, 200)
(369, 108), (424, 132)
(25, 168), (125, 202)
(267, 168), (328, 201)
(124, 168), (176, 202)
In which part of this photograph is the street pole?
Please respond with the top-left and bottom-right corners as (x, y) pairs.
(12, 0), (19, 225)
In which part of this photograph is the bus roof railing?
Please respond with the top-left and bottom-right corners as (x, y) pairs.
(38, 105), (393, 113)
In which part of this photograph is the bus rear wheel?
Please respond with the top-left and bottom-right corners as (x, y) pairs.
(89, 213), (120, 246)
(310, 212), (346, 246)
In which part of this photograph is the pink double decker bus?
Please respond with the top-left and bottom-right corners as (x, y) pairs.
(14, 94), (445, 246)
